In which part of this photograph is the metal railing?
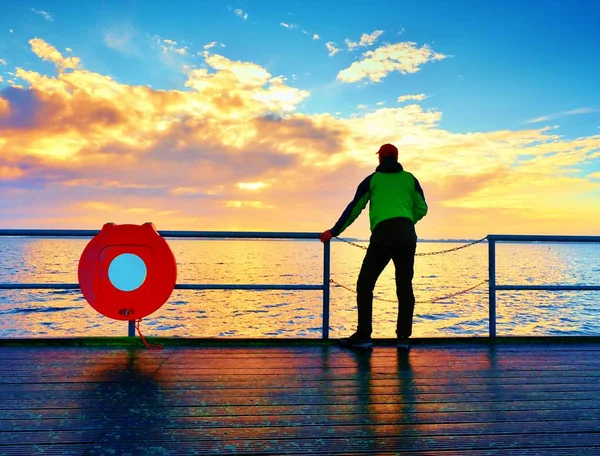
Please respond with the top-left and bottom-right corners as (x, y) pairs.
(0, 229), (331, 338)
(487, 234), (600, 337)
(1, 230), (599, 339)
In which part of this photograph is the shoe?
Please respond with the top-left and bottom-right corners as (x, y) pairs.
(339, 332), (373, 349)
(397, 336), (410, 350)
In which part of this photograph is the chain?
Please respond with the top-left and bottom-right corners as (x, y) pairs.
(335, 236), (488, 256)
(330, 278), (489, 304)
(330, 235), (489, 303)
(415, 237), (488, 256)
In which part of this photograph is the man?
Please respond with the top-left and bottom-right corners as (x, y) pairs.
(320, 143), (428, 350)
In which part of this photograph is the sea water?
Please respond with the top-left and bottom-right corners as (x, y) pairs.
(0, 238), (598, 338)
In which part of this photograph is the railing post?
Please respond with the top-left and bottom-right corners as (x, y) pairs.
(322, 240), (331, 340)
(128, 320), (135, 337)
(488, 238), (496, 338)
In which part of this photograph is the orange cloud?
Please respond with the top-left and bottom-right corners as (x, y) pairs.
(0, 96), (8, 114)
(0, 164), (24, 179)
(237, 182), (269, 190)
(1, 38), (599, 239)
(29, 38), (80, 71)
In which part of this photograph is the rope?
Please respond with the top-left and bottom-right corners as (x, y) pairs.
(330, 278), (489, 303)
(134, 319), (163, 350)
(335, 236), (488, 255)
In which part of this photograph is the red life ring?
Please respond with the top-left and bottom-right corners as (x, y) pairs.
(78, 222), (177, 320)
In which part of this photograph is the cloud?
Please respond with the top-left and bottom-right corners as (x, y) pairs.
(281, 23), (297, 29)
(525, 108), (597, 124)
(0, 76), (3, 83)
(225, 200), (274, 209)
(234, 9), (248, 20)
(337, 42), (447, 83)
(325, 42), (340, 57)
(0, 59), (6, 65)
(78, 201), (117, 211)
(357, 104), (368, 109)
(159, 38), (187, 55)
(28, 38), (80, 71)
(345, 30), (384, 51)
(9, 29), (14, 33)
(398, 93), (427, 103)
(301, 30), (319, 40)
(237, 182), (269, 190)
(31, 8), (54, 22)
(186, 52), (310, 119)
(203, 41), (218, 50)
(1, 38), (599, 239)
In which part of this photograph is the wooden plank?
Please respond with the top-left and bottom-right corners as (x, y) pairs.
(2, 410), (600, 432)
(2, 390), (600, 411)
(2, 366), (600, 381)
(1, 346), (599, 360)
(2, 386), (600, 408)
(2, 420), (600, 446)
(0, 446), (597, 456)
(0, 343), (599, 455)
(35, 432), (600, 455)
(0, 445), (91, 456)
(1, 375), (599, 392)
(1, 398), (599, 421)
(2, 424), (600, 450)
(0, 343), (598, 359)
(2, 370), (600, 385)
(0, 399), (600, 420)
(2, 361), (600, 375)
(2, 378), (600, 397)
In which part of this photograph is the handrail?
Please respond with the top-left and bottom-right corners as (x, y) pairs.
(0, 229), (331, 339)
(487, 234), (600, 337)
(0, 229), (319, 239)
(2, 230), (599, 339)
(487, 234), (600, 243)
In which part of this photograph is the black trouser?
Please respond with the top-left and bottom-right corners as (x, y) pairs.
(356, 217), (417, 338)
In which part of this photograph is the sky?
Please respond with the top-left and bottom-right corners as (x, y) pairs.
(1, 0), (599, 240)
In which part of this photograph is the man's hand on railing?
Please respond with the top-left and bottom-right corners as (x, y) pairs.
(320, 230), (333, 243)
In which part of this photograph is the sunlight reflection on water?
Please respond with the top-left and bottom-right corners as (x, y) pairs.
(0, 238), (598, 338)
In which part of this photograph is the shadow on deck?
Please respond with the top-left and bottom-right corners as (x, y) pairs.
(0, 338), (599, 455)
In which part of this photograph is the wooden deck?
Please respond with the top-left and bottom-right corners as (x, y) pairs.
(0, 338), (600, 455)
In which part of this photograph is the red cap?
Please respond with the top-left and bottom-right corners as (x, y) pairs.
(376, 143), (398, 158)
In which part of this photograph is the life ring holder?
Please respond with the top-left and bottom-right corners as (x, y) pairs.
(78, 222), (177, 348)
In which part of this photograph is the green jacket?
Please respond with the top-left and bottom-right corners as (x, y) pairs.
(330, 158), (428, 236)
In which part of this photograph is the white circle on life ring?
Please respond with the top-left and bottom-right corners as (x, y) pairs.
(108, 253), (147, 291)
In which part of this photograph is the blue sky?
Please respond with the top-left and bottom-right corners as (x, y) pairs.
(1, 0), (599, 237)
(3, 0), (599, 135)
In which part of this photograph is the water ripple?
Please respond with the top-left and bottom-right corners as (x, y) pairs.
(0, 305), (83, 315)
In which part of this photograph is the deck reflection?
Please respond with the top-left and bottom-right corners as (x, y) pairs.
(0, 340), (599, 454)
